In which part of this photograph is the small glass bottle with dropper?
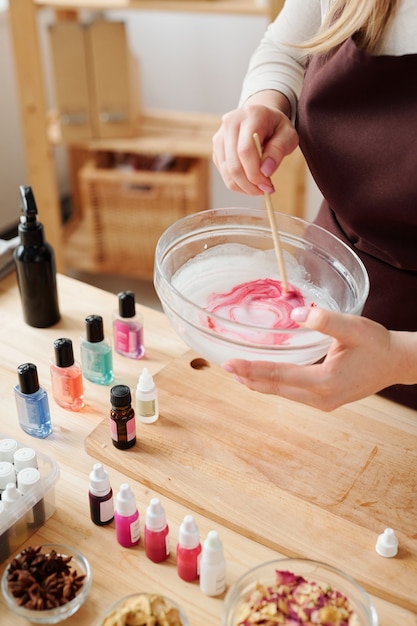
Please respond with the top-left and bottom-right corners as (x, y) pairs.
(199, 530), (227, 596)
(144, 497), (170, 563)
(135, 367), (158, 424)
(50, 338), (85, 411)
(110, 384), (136, 450)
(2, 483), (28, 549)
(176, 514), (202, 582)
(115, 483), (141, 548)
(88, 463), (114, 526)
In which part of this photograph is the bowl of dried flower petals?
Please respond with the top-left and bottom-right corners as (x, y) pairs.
(99, 592), (189, 626)
(1, 544), (92, 624)
(222, 558), (379, 626)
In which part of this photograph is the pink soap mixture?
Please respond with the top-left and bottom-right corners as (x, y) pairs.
(203, 278), (313, 346)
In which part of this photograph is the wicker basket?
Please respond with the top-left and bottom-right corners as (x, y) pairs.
(78, 154), (209, 279)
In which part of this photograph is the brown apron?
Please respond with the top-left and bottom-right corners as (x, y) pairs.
(296, 36), (417, 408)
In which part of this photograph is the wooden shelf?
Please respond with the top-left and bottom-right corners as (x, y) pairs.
(9, 0), (282, 272)
(35, 0), (282, 19)
(48, 109), (221, 157)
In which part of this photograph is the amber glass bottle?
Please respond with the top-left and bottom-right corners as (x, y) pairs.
(110, 385), (136, 450)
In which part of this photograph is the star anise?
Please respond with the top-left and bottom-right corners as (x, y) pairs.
(6, 545), (86, 611)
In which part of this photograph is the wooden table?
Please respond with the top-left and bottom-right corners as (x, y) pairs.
(0, 272), (416, 625)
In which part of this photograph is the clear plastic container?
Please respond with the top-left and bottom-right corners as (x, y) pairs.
(0, 433), (60, 563)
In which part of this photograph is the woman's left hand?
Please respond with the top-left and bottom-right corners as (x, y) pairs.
(222, 307), (412, 411)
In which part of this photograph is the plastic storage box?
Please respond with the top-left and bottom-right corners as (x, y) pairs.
(0, 434), (60, 563)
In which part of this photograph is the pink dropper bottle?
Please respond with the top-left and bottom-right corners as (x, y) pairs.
(114, 483), (140, 548)
(176, 514), (202, 582)
(144, 497), (170, 563)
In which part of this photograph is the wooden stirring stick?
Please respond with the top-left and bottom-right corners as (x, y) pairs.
(252, 132), (289, 292)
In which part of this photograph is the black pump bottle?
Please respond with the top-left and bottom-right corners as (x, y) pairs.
(13, 186), (61, 328)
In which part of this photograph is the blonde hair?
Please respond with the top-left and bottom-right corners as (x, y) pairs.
(302, 0), (399, 54)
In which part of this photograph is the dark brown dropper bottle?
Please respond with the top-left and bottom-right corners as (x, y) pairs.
(110, 384), (136, 450)
(13, 186), (60, 328)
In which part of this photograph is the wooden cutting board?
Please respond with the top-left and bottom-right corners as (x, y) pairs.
(85, 350), (417, 612)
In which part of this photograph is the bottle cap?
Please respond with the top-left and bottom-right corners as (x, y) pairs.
(2, 482), (22, 507)
(201, 530), (224, 565)
(13, 447), (38, 472)
(0, 462), (16, 490)
(0, 438), (18, 463)
(54, 338), (75, 367)
(145, 497), (167, 532)
(17, 467), (41, 494)
(89, 463), (111, 496)
(116, 483), (138, 517)
(85, 315), (105, 343)
(138, 368), (154, 392)
(118, 291), (136, 318)
(17, 363), (40, 394)
(178, 514), (200, 549)
(111, 385), (132, 408)
(375, 528), (398, 557)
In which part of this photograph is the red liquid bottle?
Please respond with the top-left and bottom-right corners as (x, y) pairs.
(144, 498), (170, 563)
(176, 514), (201, 582)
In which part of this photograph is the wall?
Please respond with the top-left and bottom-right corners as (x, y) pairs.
(107, 9), (320, 218)
(0, 5), (322, 233)
(104, 9), (268, 211)
(0, 7), (27, 232)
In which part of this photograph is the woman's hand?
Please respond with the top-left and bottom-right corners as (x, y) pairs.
(212, 90), (299, 195)
(222, 307), (413, 411)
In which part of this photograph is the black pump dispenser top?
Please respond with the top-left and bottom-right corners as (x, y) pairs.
(18, 186), (45, 247)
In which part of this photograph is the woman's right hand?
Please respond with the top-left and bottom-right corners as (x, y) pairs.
(212, 90), (299, 196)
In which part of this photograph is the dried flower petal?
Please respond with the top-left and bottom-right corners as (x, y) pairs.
(234, 569), (360, 626)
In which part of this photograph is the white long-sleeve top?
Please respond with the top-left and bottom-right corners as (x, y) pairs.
(240, 0), (417, 116)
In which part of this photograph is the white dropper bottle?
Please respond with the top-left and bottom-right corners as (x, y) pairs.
(135, 367), (158, 423)
(199, 530), (226, 596)
(2, 482), (27, 548)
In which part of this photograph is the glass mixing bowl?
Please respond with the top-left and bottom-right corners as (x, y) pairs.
(154, 207), (369, 365)
(222, 558), (378, 626)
